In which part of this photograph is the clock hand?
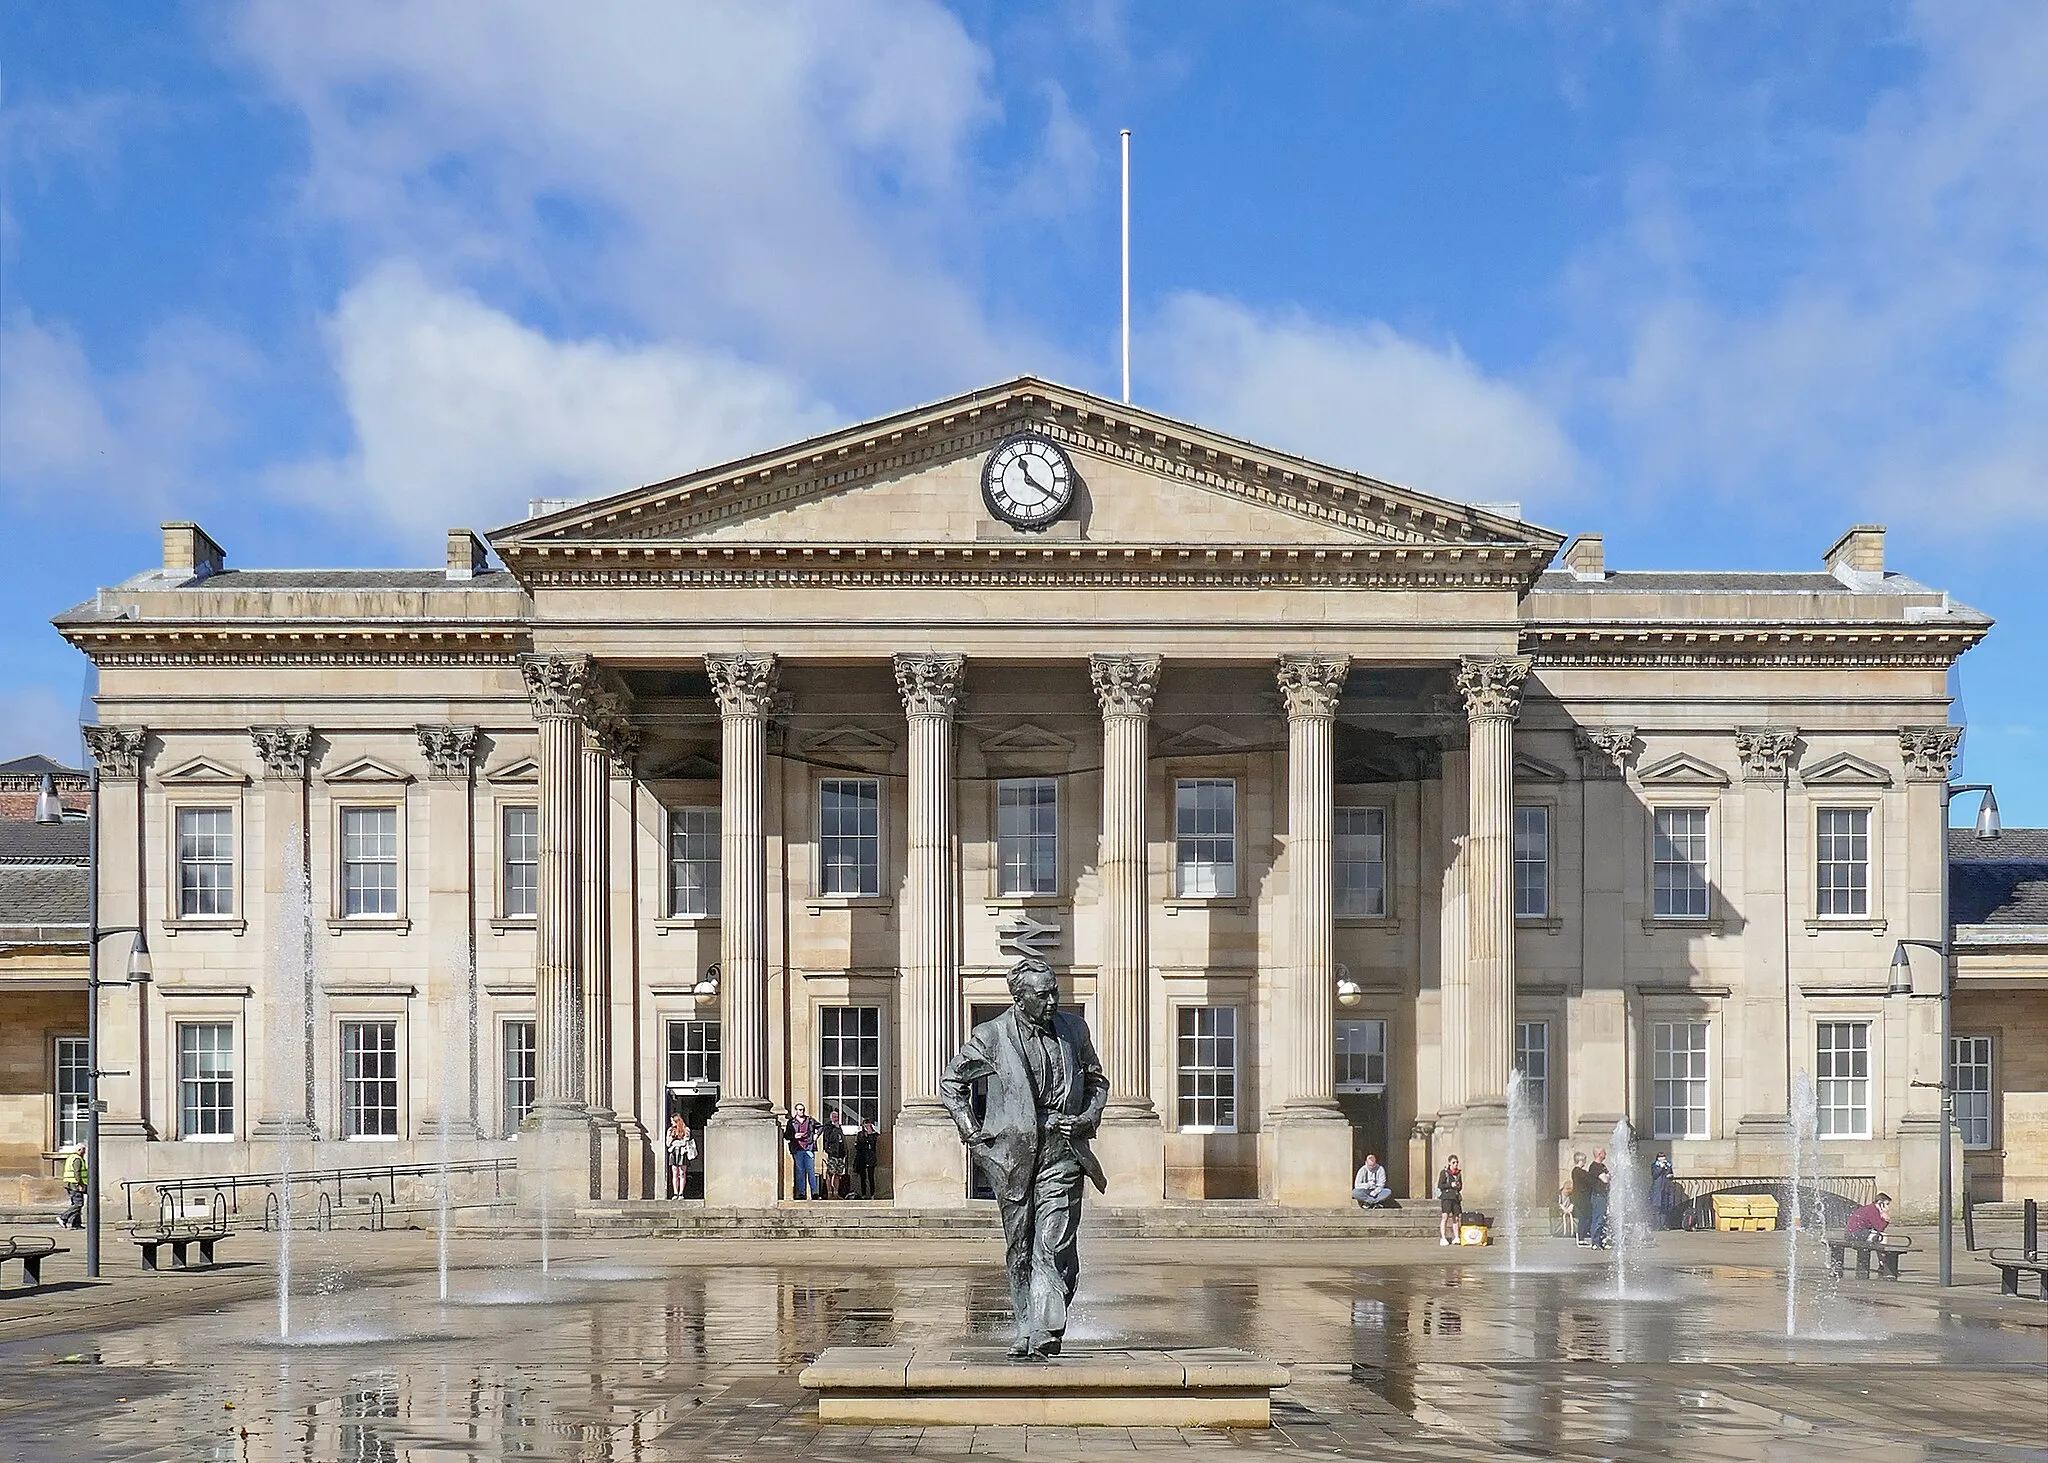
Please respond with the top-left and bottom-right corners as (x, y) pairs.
(1019, 458), (1051, 494)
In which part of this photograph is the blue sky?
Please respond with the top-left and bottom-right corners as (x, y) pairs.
(1, 2), (2041, 819)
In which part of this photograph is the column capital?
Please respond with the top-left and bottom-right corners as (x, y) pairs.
(415, 723), (481, 782)
(520, 653), (599, 721)
(1275, 655), (1351, 719)
(705, 652), (781, 718)
(893, 653), (965, 718)
(1090, 653), (1162, 718)
(1573, 725), (1636, 781)
(1455, 655), (1532, 721)
(249, 725), (315, 781)
(83, 724), (148, 781)
(1735, 726), (1801, 784)
(1899, 725), (1963, 783)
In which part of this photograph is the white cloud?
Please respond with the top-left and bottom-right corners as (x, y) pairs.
(284, 262), (838, 539)
(1147, 293), (1583, 513)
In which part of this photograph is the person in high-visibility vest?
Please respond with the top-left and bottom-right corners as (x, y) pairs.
(58, 1145), (86, 1229)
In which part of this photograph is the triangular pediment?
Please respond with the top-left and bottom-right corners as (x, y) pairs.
(1514, 753), (1568, 783)
(483, 755), (539, 785)
(321, 756), (413, 785)
(802, 725), (896, 757)
(646, 750), (721, 782)
(490, 378), (1563, 590)
(1800, 752), (1892, 787)
(1637, 752), (1730, 787)
(1158, 723), (1248, 757)
(979, 724), (1075, 756)
(158, 756), (248, 786)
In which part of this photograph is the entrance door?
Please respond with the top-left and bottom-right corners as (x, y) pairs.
(664, 1019), (721, 1198)
(1336, 1018), (1390, 1187)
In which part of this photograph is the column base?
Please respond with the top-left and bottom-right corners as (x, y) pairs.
(704, 1105), (782, 1207)
(252, 1116), (319, 1142)
(1265, 1109), (1353, 1207)
(417, 1113), (482, 1141)
(612, 1118), (652, 1200)
(1094, 1111), (1166, 1207)
(892, 1108), (969, 1207)
(516, 1107), (597, 1213)
(1407, 1120), (1440, 1201)
(1454, 1101), (1510, 1210)
(100, 1118), (157, 1142)
(1894, 1115), (1950, 1225)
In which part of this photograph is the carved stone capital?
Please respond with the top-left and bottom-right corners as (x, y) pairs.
(249, 725), (315, 781)
(1573, 726), (1636, 781)
(82, 724), (148, 781)
(588, 696), (640, 773)
(893, 653), (966, 719)
(415, 724), (481, 782)
(1899, 725), (1963, 782)
(520, 653), (599, 721)
(1275, 655), (1351, 720)
(1090, 653), (1162, 719)
(1456, 655), (1533, 721)
(1735, 727), (1800, 784)
(705, 652), (781, 719)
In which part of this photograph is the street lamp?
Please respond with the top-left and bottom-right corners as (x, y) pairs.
(1889, 779), (1999, 1289)
(37, 761), (151, 1278)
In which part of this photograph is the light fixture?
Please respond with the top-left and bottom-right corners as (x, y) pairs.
(1335, 973), (1363, 1008)
(33, 773), (63, 825)
(1888, 942), (1914, 996)
(1974, 787), (2002, 840)
(126, 932), (153, 985)
(692, 961), (720, 998)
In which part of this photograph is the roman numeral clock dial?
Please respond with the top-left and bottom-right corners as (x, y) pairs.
(981, 434), (1076, 530)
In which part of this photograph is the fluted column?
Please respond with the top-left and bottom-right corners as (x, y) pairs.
(892, 654), (968, 1205)
(581, 700), (619, 1124)
(1277, 655), (1350, 1109)
(520, 656), (594, 1126)
(1089, 654), (1166, 1204)
(1458, 655), (1530, 1112)
(704, 653), (782, 1206)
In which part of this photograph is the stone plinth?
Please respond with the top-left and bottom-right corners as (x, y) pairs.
(799, 1346), (1288, 1427)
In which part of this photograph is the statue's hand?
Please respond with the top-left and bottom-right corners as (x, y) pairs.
(1046, 1113), (1079, 1137)
(962, 1128), (989, 1147)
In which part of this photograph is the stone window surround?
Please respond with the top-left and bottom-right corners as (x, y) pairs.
(808, 774), (891, 909)
(1511, 790), (1564, 933)
(1803, 794), (1889, 936)
(161, 789), (246, 936)
(1640, 993), (1721, 1141)
(498, 1014), (537, 1139)
(51, 1032), (88, 1151)
(665, 803), (720, 921)
(1332, 790), (1397, 929)
(1639, 790), (1724, 934)
(488, 794), (540, 933)
(1169, 769), (1242, 906)
(1808, 1007), (1883, 1141)
(1511, 1011), (1556, 1139)
(327, 791), (411, 934)
(989, 774), (1063, 904)
(174, 1018), (238, 1142)
(791, 976), (895, 1126)
(1171, 999), (1241, 1135)
(324, 1000), (410, 1142)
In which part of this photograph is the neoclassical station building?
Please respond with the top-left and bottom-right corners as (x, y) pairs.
(54, 378), (1994, 1215)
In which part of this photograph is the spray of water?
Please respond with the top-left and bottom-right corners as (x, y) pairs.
(270, 846), (318, 1340)
(1504, 1070), (1537, 1272)
(1607, 1117), (1642, 1298)
(1786, 1068), (1819, 1336)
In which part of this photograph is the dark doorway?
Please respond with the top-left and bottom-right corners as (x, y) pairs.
(664, 1088), (716, 1198)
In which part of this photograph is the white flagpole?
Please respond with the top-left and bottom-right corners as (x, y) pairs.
(1121, 128), (1132, 405)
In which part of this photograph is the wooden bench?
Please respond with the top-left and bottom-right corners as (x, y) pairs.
(1, 1236), (68, 1289)
(1982, 1251), (2048, 1300)
(1826, 1231), (1910, 1280)
(133, 1226), (229, 1272)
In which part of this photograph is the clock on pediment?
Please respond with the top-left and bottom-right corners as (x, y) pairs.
(981, 432), (1076, 530)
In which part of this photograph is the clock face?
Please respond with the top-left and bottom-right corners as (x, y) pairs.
(982, 434), (1076, 529)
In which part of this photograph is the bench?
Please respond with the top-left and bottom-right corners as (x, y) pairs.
(0, 1237), (68, 1289)
(133, 1226), (229, 1272)
(1826, 1231), (1911, 1280)
(1982, 1251), (2048, 1300)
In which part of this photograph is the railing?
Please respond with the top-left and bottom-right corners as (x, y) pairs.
(122, 1157), (516, 1232)
(1674, 1174), (1878, 1229)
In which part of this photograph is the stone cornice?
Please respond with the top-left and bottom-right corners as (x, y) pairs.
(1522, 622), (1988, 668)
(60, 624), (528, 667)
(893, 653), (965, 719)
(1275, 655), (1350, 720)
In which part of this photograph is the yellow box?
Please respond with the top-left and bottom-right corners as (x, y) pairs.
(1712, 1194), (1779, 1231)
(1459, 1224), (1490, 1246)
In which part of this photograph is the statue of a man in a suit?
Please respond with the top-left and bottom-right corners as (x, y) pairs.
(941, 956), (1109, 1359)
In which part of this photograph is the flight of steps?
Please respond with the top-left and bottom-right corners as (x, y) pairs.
(563, 1200), (1444, 1241)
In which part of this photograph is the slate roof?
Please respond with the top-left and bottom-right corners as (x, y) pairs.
(1531, 571), (1856, 594)
(0, 821), (89, 863)
(1949, 827), (2048, 927)
(0, 865), (88, 927)
(0, 754), (82, 779)
(175, 568), (519, 590)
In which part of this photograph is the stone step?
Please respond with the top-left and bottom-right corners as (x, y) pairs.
(562, 1201), (1446, 1240)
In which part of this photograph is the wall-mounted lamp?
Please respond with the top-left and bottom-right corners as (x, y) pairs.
(1335, 971), (1363, 1008)
(692, 962), (720, 999)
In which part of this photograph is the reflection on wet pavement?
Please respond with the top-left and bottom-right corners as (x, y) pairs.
(1, 1239), (2043, 1460)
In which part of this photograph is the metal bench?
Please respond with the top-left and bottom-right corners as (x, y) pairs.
(133, 1226), (229, 1272)
(1826, 1231), (1911, 1280)
(1, 1236), (68, 1289)
(1982, 1251), (2048, 1300)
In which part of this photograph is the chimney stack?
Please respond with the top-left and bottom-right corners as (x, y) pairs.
(446, 529), (491, 581)
(1824, 525), (1886, 581)
(1560, 533), (1605, 581)
(161, 522), (225, 582)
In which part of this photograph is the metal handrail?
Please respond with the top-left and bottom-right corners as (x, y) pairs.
(121, 1156), (518, 1229)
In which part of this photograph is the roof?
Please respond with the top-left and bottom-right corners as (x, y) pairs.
(0, 821), (89, 863)
(1949, 828), (2048, 927)
(0, 754), (82, 779)
(1532, 571), (1858, 594)
(161, 568), (519, 591)
(0, 865), (88, 927)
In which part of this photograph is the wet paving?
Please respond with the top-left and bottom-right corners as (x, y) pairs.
(1, 1233), (2044, 1460)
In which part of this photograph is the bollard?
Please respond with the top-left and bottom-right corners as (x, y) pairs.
(2025, 1198), (2039, 1261)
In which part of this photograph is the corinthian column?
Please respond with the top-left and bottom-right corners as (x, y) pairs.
(1090, 653), (1165, 1204)
(1269, 655), (1355, 1204)
(892, 653), (967, 1205)
(519, 657), (593, 1138)
(580, 694), (625, 1196)
(1454, 654), (1530, 1207)
(704, 652), (782, 1206)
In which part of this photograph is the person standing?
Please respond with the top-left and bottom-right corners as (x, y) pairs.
(665, 1114), (696, 1199)
(784, 1103), (820, 1200)
(1437, 1155), (1464, 1245)
(1588, 1147), (1612, 1248)
(1648, 1153), (1681, 1230)
(822, 1109), (849, 1199)
(853, 1118), (880, 1200)
(58, 1144), (86, 1230)
(1352, 1154), (1393, 1208)
(1570, 1152), (1594, 1245)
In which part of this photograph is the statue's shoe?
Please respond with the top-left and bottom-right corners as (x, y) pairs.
(1007, 1336), (1032, 1358)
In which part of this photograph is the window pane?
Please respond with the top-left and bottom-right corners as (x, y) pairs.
(1334, 806), (1386, 918)
(819, 1006), (884, 1125)
(177, 806), (235, 916)
(1815, 1022), (1871, 1137)
(1514, 805), (1549, 919)
(501, 1021), (536, 1136)
(1176, 1006), (1238, 1130)
(1514, 1021), (1549, 1137)
(54, 1037), (90, 1149)
(668, 806), (720, 917)
(1815, 808), (1870, 917)
(341, 1021), (400, 1138)
(502, 805), (539, 917)
(819, 779), (882, 897)
(1652, 808), (1710, 918)
(1652, 1021), (1710, 1139)
(996, 778), (1059, 896)
(1175, 780), (1237, 898)
(340, 806), (400, 917)
(666, 1019), (724, 1088)
(1952, 1036), (1992, 1149)
(177, 1023), (235, 1140)
(1335, 1019), (1387, 1091)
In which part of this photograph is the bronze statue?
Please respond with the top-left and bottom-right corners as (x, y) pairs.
(941, 957), (1109, 1359)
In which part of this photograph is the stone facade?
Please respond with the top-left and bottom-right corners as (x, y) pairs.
(50, 380), (1997, 1218)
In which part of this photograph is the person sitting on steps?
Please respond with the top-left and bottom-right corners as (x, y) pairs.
(1352, 1154), (1394, 1209)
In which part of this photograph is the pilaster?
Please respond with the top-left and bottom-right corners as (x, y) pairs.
(249, 724), (318, 1141)
(82, 725), (155, 1142)
(416, 723), (481, 1139)
(1569, 726), (1634, 1144)
(1734, 727), (1799, 1157)
(1900, 726), (1961, 1140)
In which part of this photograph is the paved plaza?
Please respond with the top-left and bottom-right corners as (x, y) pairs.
(0, 1227), (2043, 1461)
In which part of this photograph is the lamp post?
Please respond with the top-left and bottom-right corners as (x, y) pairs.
(1889, 779), (1999, 1289)
(36, 770), (152, 1278)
